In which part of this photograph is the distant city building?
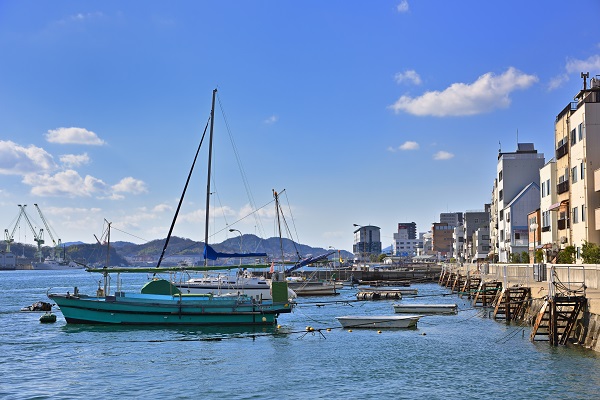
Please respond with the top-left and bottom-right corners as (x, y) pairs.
(393, 222), (422, 257)
(353, 225), (382, 262)
(462, 207), (490, 262)
(452, 225), (464, 262)
(432, 222), (453, 259)
(396, 222), (417, 239)
(440, 212), (463, 227)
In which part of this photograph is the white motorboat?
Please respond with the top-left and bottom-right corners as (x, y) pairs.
(176, 271), (273, 301)
(33, 256), (84, 270)
(393, 303), (458, 314)
(286, 279), (343, 296)
(336, 315), (421, 329)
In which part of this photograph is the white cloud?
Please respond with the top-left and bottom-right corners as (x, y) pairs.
(264, 115), (278, 124)
(549, 54), (600, 90)
(389, 67), (538, 116)
(112, 177), (148, 195)
(394, 70), (421, 85)
(0, 140), (57, 175)
(397, 0), (409, 13)
(565, 54), (600, 74)
(23, 170), (110, 197)
(400, 141), (419, 150)
(433, 151), (454, 160)
(45, 127), (106, 145)
(153, 203), (173, 213)
(60, 153), (90, 167)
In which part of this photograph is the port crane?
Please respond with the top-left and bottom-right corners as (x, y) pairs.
(34, 204), (62, 259)
(4, 205), (26, 253)
(19, 205), (45, 262)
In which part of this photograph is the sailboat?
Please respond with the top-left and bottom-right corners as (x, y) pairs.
(48, 89), (292, 326)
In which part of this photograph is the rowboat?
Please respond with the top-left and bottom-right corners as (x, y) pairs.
(336, 315), (421, 329)
(393, 303), (458, 314)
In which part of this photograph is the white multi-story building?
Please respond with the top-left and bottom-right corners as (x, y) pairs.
(495, 143), (545, 262)
(539, 159), (559, 260)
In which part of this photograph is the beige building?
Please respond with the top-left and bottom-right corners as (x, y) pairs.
(551, 74), (600, 262)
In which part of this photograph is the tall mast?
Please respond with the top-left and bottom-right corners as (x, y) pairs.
(204, 88), (217, 266)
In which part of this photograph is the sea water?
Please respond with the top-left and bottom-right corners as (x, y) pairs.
(1, 269), (600, 399)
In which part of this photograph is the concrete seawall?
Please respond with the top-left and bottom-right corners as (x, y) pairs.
(455, 262), (600, 353)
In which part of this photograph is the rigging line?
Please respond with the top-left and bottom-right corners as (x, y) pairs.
(156, 118), (211, 270)
(216, 93), (266, 239)
(282, 190), (301, 246)
(109, 225), (148, 243)
(206, 198), (276, 241)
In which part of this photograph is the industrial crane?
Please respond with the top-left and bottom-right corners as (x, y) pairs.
(4, 205), (26, 252)
(34, 204), (62, 259)
(19, 205), (45, 262)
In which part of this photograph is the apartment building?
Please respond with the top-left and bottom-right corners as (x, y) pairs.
(494, 143), (545, 262)
(551, 74), (600, 261)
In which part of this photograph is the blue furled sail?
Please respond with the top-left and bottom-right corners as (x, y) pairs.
(203, 244), (268, 261)
(285, 251), (335, 274)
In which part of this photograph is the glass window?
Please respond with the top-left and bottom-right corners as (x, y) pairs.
(546, 179), (550, 196)
(572, 206), (579, 224)
(572, 166), (578, 183)
(582, 205), (586, 222)
(541, 181), (546, 197)
(579, 123), (583, 140)
(571, 128), (577, 146)
(581, 162), (585, 180)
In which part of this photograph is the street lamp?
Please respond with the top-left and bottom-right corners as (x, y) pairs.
(229, 228), (242, 266)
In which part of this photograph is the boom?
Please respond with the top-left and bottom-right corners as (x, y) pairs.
(34, 204), (61, 258)
(19, 205), (45, 261)
(4, 205), (26, 252)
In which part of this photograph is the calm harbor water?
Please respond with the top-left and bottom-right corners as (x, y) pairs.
(2, 269), (600, 399)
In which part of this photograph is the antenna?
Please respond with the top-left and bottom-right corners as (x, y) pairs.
(581, 72), (589, 90)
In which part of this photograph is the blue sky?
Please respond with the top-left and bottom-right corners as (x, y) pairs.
(1, 1), (600, 253)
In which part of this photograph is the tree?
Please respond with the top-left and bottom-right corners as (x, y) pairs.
(534, 249), (544, 263)
(510, 252), (521, 263)
(556, 245), (575, 264)
(581, 241), (600, 264)
(521, 251), (529, 264)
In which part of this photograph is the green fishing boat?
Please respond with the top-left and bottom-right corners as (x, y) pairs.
(48, 89), (292, 326)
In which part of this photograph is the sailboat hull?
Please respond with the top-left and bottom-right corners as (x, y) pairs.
(49, 292), (290, 325)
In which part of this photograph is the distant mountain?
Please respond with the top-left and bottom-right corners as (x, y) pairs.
(8, 235), (353, 267)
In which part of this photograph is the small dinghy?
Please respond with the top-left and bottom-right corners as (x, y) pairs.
(39, 313), (57, 323)
(21, 301), (53, 312)
(336, 315), (421, 329)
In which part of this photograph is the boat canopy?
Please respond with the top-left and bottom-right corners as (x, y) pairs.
(203, 244), (267, 261)
(285, 251), (335, 274)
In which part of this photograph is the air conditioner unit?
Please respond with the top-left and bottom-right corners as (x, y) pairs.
(560, 236), (568, 244)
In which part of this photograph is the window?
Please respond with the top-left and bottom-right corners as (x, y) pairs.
(578, 123), (583, 140)
(572, 166), (578, 183)
(499, 189), (503, 201)
(581, 162), (585, 180)
(500, 210), (504, 221)
(541, 181), (546, 198)
(571, 128), (577, 146)
(514, 232), (520, 240)
(572, 206), (579, 224)
(582, 205), (586, 222)
(499, 170), (503, 181)
(546, 179), (550, 196)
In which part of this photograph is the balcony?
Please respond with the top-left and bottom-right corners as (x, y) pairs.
(541, 225), (550, 232)
(557, 218), (570, 230)
(557, 180), (569, 195)
(556, 141), (569, 160)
